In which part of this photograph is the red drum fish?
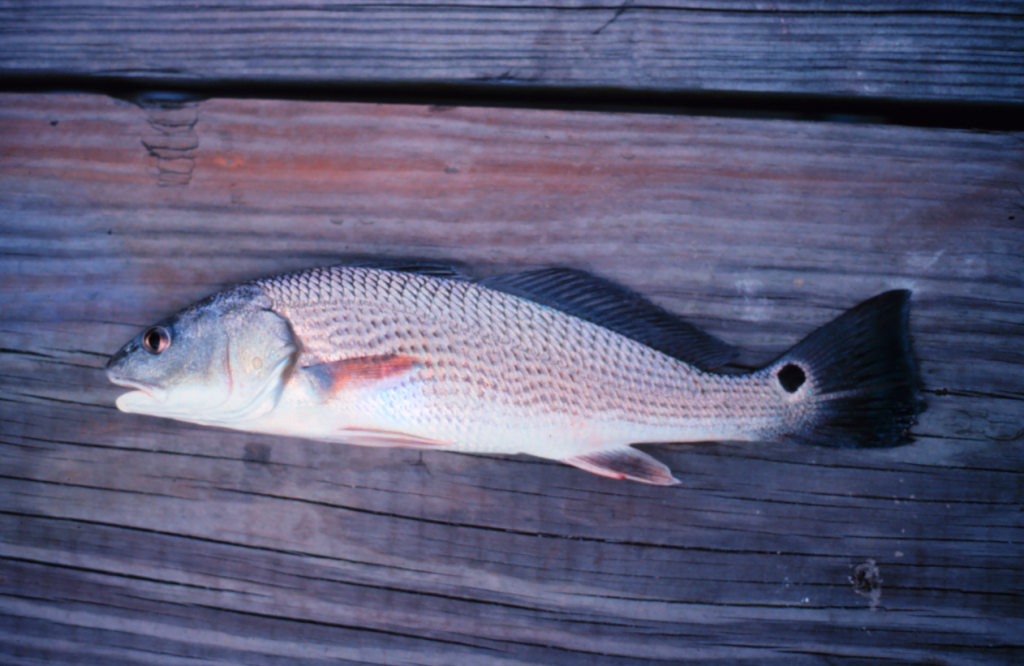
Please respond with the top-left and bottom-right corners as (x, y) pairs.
(106, 263), (924, 485)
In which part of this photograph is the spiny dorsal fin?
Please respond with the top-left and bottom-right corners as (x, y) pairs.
(479, 268), (736, 370)
(562, 446), (680, 486)
(344, 259), (469, 281)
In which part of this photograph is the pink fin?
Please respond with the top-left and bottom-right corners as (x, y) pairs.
(339, 428), (450, 448)
(303, 354), (419, 397)
(562, 447), (680, 486)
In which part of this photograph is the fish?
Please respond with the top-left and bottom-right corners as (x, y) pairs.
(106, 262), (925, 485)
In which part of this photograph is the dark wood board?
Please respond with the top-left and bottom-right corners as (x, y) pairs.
(0, 93), (1022, 664)
(0, 2), (1022, 104)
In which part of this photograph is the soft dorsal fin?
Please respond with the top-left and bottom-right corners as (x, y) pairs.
(344, 259), (469, 281)
(479, 268), (736, 370)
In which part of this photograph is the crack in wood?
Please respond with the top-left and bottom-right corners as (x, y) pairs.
(0, 347), (55, 359)
(0, 392), (115, 409)
(184, 601), (505, 651)
(0, 555), (242, 595)
(593, 0), (633, 35)
(0, 474), (185, 500)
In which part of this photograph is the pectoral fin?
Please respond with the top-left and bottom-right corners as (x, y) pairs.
(562, 447), (680, 486)
(302, 354), (420, 399)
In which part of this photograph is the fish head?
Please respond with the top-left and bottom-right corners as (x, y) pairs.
(106, 286), (298, 425)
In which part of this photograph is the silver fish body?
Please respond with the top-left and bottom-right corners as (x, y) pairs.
(107, 264), (924, 484)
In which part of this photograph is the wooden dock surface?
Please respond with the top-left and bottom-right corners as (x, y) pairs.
(2, 1), (1023, 104)
(1, 92), (1022, 664)
(2, 1), (1023, 662)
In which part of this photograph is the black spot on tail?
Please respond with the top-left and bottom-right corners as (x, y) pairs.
(777, 363), (806, 393)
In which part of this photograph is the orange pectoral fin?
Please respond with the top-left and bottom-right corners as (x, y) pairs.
(302, 354), (421, 399)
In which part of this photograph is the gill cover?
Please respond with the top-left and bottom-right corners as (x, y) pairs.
(106, 286), (298, 427)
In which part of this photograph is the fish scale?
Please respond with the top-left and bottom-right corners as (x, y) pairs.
(107, 263), (924, 485)
(260, 267), (770, 439)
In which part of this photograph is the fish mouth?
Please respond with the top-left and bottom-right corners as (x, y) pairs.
(106, 371), (166, 412)
(106, 372), (159, 394)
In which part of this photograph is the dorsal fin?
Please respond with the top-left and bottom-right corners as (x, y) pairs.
(343, 259), (469, 281)
(479, 268), (736, 370)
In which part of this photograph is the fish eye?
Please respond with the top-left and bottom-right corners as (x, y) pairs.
(142, 326), (171, 354)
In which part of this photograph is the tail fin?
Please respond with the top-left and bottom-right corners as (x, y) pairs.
(770, 290), (925, 448)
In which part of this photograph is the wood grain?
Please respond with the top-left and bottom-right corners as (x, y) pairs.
(1, 93), (1022, 664)
(0, 2), (1022, 104)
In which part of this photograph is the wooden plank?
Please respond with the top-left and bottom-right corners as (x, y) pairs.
(0, 2), (1022, 104)
(1, 92), (1022, 664)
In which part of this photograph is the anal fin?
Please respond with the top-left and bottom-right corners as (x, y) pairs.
(562, 447), (680, 486)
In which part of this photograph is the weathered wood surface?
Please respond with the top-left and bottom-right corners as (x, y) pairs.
(1, 2), (1023, 104)
(1, 93), (1022, 664)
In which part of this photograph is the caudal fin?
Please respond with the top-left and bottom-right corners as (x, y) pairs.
(769, 290), (925, 448)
